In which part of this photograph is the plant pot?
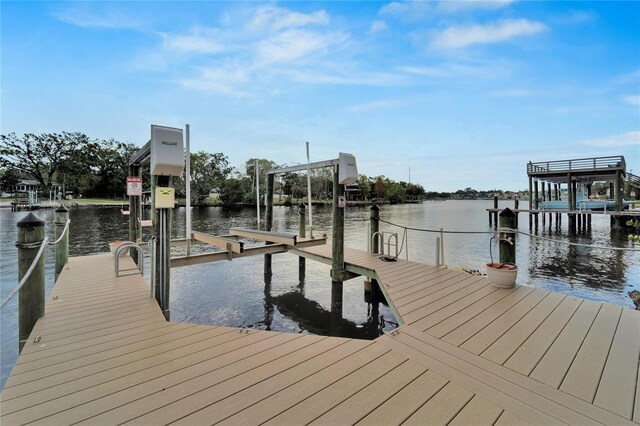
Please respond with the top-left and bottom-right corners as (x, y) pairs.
(486, 263), (517, 288)
(109, 241), (129, 256)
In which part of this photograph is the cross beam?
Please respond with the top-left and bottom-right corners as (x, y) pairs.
(192, 231), (244, 253)
(229, 227), (297, 245)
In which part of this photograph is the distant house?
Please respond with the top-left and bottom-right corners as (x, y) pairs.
(15, 180), (62, 193)
(346, 183), (365, 201)
(209, 188), (221, 199)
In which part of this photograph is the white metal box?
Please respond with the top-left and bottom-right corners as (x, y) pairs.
(150, 125), (184, 176)
(338, 153), (358, 185)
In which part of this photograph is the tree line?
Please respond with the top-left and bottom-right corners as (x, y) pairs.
(1, 132), (426, 206)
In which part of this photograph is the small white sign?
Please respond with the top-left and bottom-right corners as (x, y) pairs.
(127, 176), (142, 196)
(338, 195), (346, 208)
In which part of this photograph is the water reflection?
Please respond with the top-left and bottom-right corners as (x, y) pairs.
(527, 227), (630, 297)
(268, 284), (395, 339)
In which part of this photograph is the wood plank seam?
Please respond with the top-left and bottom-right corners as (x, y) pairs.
(503, 298), (585, 375)
(393, 326), (636, 425)
(559, 305), (622, 402)
(532, 303), (602, 389)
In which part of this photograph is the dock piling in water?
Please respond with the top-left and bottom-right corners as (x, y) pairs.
(17, 212), (46, 352)
(298, 203), (306, 284)
(54, 205), (69, 282)
(498, 208), (516, 264)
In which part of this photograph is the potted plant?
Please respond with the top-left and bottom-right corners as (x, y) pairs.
(486, 262), (518, 288)
(486, 235), (517, 288)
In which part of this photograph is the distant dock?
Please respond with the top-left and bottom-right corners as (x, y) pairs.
(2, 247), (639, 425)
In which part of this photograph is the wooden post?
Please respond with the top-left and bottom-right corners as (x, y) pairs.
(514, 198), (519, 228)
(264, 173), (274, 278)
(615, 172), (622, 211)
(493, 195), (498, 228)
(498, 208), (516, 264)
(371, 205), (380, 254)
(17, 212), (46, 352)
(528, 175), (533, 230)
(366, 205), (381, 293)
(331, 165), (345, 332)
(567, 174), (575, 234)
(54, 205), (69, 282)
(298, 203), (306, 284)
(534, 180), (539, 230)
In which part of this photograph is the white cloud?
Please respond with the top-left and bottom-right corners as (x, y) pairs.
(379, 1), (433, 20)
(622, 95), (640, 107)
(249, 5), (329, 32)
(285, 68), (408, 86)
(550, 10), (597, 25)
(369, 20), (388, 33)
(400, 60), (510, 80)
(178, 65), (251, 97)
(52, 6), (143, 30)
(255, 29), (348, 65)
(582, 131), (640, 147)
(380, 0), (514, 20)
(431, 19), (547, 49)
(161, 32), (226, 54)
(437, 0), (515, 13)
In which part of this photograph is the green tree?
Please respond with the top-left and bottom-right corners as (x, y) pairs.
(244, 158), (278, 203)
(0, 132), (91, 189)
(187, 152), (233, 205)
(0, 168), (21, 193)
(356, 174), (371, 201)
(219, 177), (249, 206)
(373, 176), (385, 200)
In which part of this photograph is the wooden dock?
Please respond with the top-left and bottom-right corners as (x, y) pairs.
(2, 250), (639, 425)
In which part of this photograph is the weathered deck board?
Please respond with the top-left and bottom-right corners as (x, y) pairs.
(1, 246), (638, 425)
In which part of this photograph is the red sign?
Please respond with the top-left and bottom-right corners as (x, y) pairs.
(127, 176), (142, 196)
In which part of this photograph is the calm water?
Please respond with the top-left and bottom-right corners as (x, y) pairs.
(1, 200), (639, 389)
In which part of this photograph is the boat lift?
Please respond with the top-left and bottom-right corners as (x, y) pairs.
(127, 125), (350, 321)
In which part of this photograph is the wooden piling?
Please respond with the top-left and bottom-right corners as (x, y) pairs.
(534, 180), (539, 230)
(371, 205), (380, 254)
(493, 195), (498, 228)
(17, 212), (46, 352)
(264, 173), (274, 277)
(331, 166), (345, 334)
(514, 199), (519, 228)
(298, 203), (306, 284)
(498, 208), (516, 264)
(614, 171), (622, 211)
(54, 205), (69, 282)
(567, 174), (575, 234)
(528, 175), (533, 230)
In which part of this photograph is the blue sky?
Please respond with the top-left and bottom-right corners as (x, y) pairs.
(2, 1), (639, 191)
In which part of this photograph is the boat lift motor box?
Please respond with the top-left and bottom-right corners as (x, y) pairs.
(150, 125), (184, 177)
(338, 153), (358, 185)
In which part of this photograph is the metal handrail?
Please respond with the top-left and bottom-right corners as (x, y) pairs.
(387, 233), (399, 258)
(527, 156), (625, 174)
(114, 242), (145, 277)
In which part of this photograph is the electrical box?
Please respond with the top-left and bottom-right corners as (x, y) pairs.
(150, 125), (184, 176)
(155, 187), (175, 208)
(338, 153), (358, 185)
